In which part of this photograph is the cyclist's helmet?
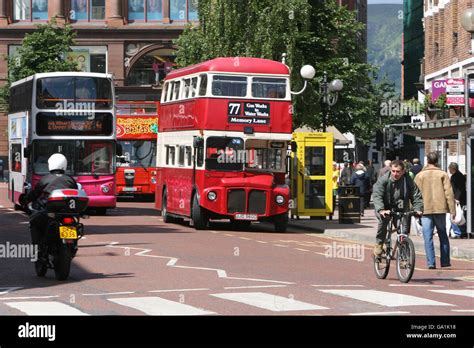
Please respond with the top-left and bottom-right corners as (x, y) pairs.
(48, 153), (67, 172)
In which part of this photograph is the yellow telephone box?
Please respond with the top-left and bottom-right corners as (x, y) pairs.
(290, 132), (334, 218)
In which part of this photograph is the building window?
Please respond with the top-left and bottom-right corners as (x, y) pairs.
(170, 0), (198, 21)
(128, 0), (163, 21)
(66, 46), (108, 73)
(70, 0), (105, 21)
(14, 0), (48, 21)
(126, 48), (176, 86)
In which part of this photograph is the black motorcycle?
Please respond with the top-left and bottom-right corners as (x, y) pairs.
(29, 188), (89, 280)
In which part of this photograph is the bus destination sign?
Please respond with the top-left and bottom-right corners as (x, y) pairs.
(228, 102), (270, 125)
(36, 113), (113, 136)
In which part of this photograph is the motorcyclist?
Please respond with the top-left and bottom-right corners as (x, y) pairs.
(21, 153), (78, 247)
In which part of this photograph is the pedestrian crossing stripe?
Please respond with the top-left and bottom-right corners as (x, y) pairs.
(429, 290), (474, 298)
(107, 297), (215, 315)
(318, 290), (454, 307)
(210, 292), (328, 312)
(5, 301), (88, 315)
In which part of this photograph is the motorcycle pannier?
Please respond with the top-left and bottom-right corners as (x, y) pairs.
(46, 189), (89, 213)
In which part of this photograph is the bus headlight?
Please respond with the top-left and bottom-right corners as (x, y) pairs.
(101, 185), (110, 193)
(275, 195), (285, 205)
(207, 191), (217, 201)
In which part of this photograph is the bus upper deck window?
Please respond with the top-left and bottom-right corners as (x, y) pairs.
(190, 77), (198, 97)
(251, 77), (287, 99)
(198, 74), (208, 96)
(212, 75), (247, 97)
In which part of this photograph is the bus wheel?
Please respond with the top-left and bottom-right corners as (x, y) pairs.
(162, 191), (174, 223)
(274, 213), (289, 233)
(192, 194), (208, 230)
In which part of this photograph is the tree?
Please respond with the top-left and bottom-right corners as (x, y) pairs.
(0, 17), (78, 110)
(175, 0), (391, 143)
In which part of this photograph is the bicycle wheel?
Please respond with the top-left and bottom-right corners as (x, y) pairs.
(396, 237), (416, 283)
(373, 242), (391, 279)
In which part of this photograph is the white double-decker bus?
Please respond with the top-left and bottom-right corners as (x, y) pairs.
(8, 72), (117, 214)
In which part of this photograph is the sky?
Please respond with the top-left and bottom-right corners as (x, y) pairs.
(368, 0), (403, 4)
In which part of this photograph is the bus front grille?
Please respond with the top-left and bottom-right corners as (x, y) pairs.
(248, 190), (266, 214)
(227, 189), (246, 213)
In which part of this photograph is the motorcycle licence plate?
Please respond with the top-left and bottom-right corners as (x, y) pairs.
(59, 226), (78, 239)
(235, 213), (258, 221)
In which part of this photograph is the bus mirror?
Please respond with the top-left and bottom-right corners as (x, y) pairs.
(193, 136), (204, 148)
(290, 141), (297, 152)
(23, 146), (30, 158)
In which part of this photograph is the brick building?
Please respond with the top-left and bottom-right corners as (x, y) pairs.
(0, 0), (197, 169)
(420, 0), (474, 173)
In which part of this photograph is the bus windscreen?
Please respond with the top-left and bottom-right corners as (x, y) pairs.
(36, 76), (113, 109)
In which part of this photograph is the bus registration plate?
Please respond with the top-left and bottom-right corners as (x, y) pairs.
(123, 187), (137, 192)
(59, 226), (78, 239)
(235, 214), (257, 221)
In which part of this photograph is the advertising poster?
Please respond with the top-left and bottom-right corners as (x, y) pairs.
(66, 50), (90, 72)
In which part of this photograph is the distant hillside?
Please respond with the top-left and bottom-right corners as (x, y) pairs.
(367, 4), (403, 94)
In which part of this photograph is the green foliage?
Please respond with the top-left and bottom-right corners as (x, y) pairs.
(174, 0), (390, 144)
(0, 17), (78, 110)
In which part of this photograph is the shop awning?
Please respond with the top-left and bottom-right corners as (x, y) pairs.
(389, 117), (473, 140)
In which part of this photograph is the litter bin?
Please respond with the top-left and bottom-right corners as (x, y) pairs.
(338, 185), (361, 224)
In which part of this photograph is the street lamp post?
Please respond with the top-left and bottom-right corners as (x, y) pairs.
(319, 71), (343, 132)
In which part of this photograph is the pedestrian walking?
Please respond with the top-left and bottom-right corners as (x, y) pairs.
(350, 164), (370, 216)
(339, 161), (353, 186)
(414, 152), (456, 269)
(448, 162), (467, 238)
(411, 158), (423, 177)
(378, 160), (391, 179)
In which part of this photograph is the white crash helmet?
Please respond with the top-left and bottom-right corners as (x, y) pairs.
(48, 153), (67, 172)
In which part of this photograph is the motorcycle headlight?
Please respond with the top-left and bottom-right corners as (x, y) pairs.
(275, 195), (285, 205)
(207, 191), (217, 201)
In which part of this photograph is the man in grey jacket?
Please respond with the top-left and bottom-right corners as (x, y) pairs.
(372, 160), (424, 256)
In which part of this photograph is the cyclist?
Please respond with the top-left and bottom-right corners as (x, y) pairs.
(372, 159), (423, 256)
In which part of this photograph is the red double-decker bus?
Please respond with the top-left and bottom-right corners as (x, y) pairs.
(155, 57), (292, 232)
(116, 101), (159, 199)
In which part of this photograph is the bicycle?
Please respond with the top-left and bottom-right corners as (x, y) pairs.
(373, 210), (418, 283)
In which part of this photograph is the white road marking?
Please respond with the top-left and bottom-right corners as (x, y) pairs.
(429, 290), (474, 298)
(0, 296), (59, 300)
(311, 285), (364, 288)
(295, 248), (310, 252)
(256, 241), (268, 244)
(350, 311), (410, 316)
(223, 285), (287, 290)
(83, 292), (135, 296)
(101, 241), (294, 285)
(148, 288), (210, 293)
(239, 237), (252, 240)
(451, 309), (474, 312)
(5, 301), (88, 315)
(319, 290), (454, 307)
(0, 205), (4, 208)
(273, 244), (289, 248)
(0, 287), (22, 295)
(389, 284), (444, 288)
(210, 292), (327, 312)
(108, 297), (215, 315)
